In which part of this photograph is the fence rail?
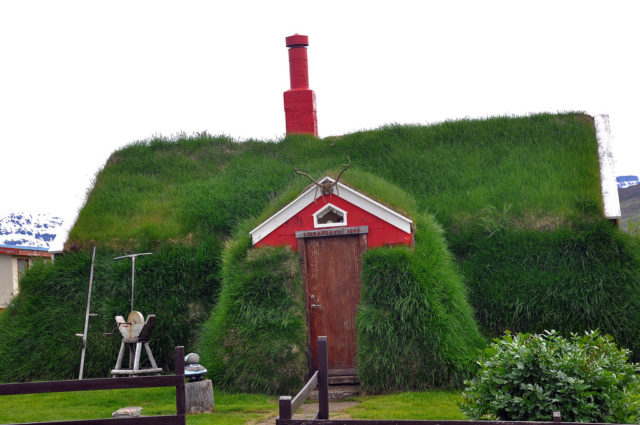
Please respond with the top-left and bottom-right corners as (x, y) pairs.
(0, 346), (186, 425)
(279, 336), (329, 421)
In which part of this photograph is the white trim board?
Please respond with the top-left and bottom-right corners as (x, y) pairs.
(249, 177), (413, 245)
(594, 114), (621, 220)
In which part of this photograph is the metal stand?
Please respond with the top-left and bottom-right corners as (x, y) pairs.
(111, 314), (162, 376)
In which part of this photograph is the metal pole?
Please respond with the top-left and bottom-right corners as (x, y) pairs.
(131, 256), (135, 312)
(113, 252), (152, 312)
(78, 246), (97, 380)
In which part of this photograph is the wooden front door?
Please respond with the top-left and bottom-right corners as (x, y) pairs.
(299, 231), (367, 374)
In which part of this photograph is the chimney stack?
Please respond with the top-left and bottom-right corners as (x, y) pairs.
(284, 34), (318, 137)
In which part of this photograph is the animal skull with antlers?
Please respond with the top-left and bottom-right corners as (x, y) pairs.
(295, 156), (350, 202)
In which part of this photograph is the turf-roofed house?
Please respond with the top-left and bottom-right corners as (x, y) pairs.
(2, 34), (640, 398)
(250, 170), (414, 375)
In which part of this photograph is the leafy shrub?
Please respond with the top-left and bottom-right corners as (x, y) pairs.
(460, 330), (640, 423)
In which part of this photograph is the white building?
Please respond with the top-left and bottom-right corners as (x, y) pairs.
(0, 246), (51, 310)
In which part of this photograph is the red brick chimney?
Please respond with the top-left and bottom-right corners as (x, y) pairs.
(284, 34), (318, 137)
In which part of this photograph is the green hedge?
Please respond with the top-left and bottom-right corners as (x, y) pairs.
(197, 224), (307, 394)
(357, 214), (486, 392)
(453, 221), (640, 360)
(0, 242), (220, 382)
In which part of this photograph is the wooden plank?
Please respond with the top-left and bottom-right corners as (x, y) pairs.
(110, 368), (163, 375)
(2, 415), (182, 425)
(317, 337), (329, 420)
(0, 375), (182, 396)
(279, 396), (292, 420)
(295, 226), (368, 239)
(174, 346), (186, 420)
(275, 421), (626, 425)
(328, 368), (357, 376)
(291, 371), (318, 414)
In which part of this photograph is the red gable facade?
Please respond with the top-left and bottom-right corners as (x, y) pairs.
(250, 177), (413, 250)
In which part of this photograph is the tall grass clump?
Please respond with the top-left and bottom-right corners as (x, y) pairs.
(197, 222), (307, 394)
(0, 241), (220, 382)
(453, 221), (640, 360)
(357, 213), (486, 393)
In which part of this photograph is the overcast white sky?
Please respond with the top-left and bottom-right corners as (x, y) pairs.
(1, 1), (638, 244)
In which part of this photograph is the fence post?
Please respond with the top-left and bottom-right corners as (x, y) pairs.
(553, 411), (561, 423)
(175, 346), (186, 425)
(318, 336), (329, 420)
(279, 395), (293, 419)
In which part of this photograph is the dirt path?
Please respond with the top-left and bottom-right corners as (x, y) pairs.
(251, 401), (360, 425)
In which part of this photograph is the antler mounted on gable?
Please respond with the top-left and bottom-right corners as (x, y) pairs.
(295, 156), (350, 202)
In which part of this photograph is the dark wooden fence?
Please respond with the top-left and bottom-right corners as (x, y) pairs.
(279, 336), (329, 421)
(276, 338), (627, 425)
(0, 346), (186, 425)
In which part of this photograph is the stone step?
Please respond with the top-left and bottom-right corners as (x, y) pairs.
(329, 375), (360, 385)
(309, 384), (360, 400)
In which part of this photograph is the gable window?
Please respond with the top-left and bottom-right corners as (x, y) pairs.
(313, 204), (347, 228)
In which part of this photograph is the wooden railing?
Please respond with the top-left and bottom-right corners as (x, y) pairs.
(0, 346), (186, 425)
(279, 336), (329, 420)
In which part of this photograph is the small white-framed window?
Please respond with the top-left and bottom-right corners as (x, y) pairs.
(313, 203), (347, 228)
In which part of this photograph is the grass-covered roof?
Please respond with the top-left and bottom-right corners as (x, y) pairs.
(68, 113), (602, 250)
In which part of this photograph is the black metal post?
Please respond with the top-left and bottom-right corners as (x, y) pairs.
(318, 336), (329, 420)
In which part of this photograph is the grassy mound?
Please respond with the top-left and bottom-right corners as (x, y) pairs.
(197, 222), (307, 394)
(358, 214), (486, 392)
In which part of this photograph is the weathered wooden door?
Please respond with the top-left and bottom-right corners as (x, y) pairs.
(299, 230), (367, 374)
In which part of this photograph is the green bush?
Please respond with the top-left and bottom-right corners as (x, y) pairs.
(461, 331), (640, 423)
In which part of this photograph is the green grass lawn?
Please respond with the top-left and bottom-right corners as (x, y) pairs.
(0, 388), (464, 424)
(345, 391), (465, 420)
(0, 388), (276, 425)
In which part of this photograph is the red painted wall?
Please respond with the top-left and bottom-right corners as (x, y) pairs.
(0, 247), (51, 257)
(255, 195), (412, 250)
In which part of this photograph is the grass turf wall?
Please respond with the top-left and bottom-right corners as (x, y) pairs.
(0, 242), (220, 382)
(358, 214), (486, 392)
(197, 222), (307, 394)
(452, 221), (640, 360)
